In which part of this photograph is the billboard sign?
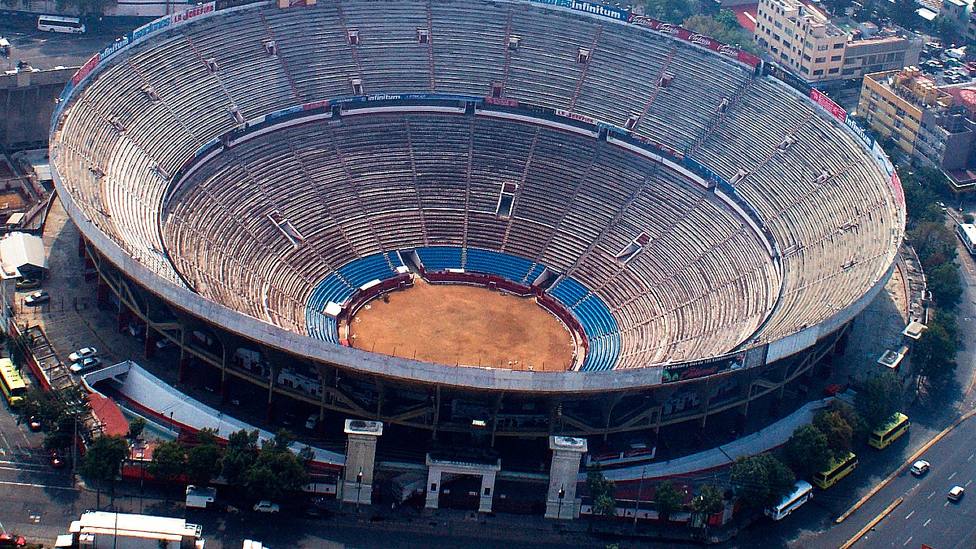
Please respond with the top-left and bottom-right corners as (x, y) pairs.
(171, 2), (216, 24)
(662, 345), (767, 383)
(809, 88), (846, 123)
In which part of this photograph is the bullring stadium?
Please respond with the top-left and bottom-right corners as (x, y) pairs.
(48, 0), (905, 464)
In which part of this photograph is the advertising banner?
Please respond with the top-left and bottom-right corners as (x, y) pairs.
(71, 53), (101, 86)
(871, 140), (894, 177)
(809, 88), (846, 123)
(844, 115), (874, 148)
(662, 345), (766, 383)
(171, 1), (216, 24)
(890, 171), (905, 207)
(555, 108), (597, 126)
(533, 0), (630, 20)
(629, 16), (761, 68)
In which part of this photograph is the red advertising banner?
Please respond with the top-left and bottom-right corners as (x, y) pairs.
(71, 53), (101, 86)
(629, 16), (761, 68)
(890, 171), (905, 207)
(809, 88), (847, 122)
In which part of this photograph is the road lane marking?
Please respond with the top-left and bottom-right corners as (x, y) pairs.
(928, 490), (937, 499)
(0, 479), (75, 491)
(968, 480), (973, 487)
(924, 518), (932, 527)
(905, 510), (915, 520)
(903, 536), (913, 546)
(945, 501), (950, 507)
(950, 471), (958, 480)
(969, 453), (975, 462)
(840, 497), (903, 549)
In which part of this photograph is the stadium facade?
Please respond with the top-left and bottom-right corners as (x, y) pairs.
(49, 0), (905, 458)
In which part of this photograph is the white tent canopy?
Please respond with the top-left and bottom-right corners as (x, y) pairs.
(0, 231), (47, 278)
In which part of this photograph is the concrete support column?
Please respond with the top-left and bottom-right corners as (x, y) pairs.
(478, 471), (496, 513)
(340, 419), (383, 506)
(545, 436), (588, 520)
(425, 467), (442, 510)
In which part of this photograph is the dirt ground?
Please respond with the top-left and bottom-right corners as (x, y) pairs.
(0, 190), (27, 210)
(348, 278), (575, 371)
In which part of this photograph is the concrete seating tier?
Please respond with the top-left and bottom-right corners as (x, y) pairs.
(51, 0), (902, 373)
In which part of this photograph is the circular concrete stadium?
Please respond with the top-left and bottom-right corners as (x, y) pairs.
(49, 0), (904, 448)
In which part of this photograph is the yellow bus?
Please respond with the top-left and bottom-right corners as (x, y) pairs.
(869, 412), (909, 449)
(812, 452), (858, 489)
(0, 358), (26, 407)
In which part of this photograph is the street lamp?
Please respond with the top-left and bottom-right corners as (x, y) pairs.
(557, 484), (565, 519)
(356, 467), (364, 512)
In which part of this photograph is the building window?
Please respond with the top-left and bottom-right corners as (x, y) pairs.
(828, 67), (839, 74)
(813, 69), (824, 75)
(815, 56), (825, 62)
(817, 44), (828, 51)
(831, 55), (841, 61)
(834, 42), (844, 49)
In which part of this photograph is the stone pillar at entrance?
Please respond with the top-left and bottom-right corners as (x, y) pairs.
(545, 436), (588, 520)
(339, 419), (383, 505)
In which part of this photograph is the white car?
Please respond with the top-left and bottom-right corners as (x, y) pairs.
(910, 460), (930, 476)
(252, 500), (280, 513)
(24, 290), (49, 306)
(69, 357), (101, 374)
(68, 347), (98, 363)
(949, 485), (965, 502)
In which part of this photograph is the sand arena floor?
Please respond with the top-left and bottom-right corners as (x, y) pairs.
(348, 278), (576, 371)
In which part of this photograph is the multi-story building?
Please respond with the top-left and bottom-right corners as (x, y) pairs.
(858, 67), (976, 189)
(753, 0), (922, 83)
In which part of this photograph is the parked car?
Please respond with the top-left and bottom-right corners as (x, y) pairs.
(0, 532), (27, 547)
(949, 485), (965, 501)
(68, 347), (98, 363)
(69, 357), (102, 374)
(155, 338), (175, 350)
(24, 290), (49, 306)
(252, 500), (280, 513)
(910, 460), (930, 476)
(15, 278), (40, 291)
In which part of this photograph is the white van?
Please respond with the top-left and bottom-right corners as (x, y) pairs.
(37, 15), (86, 34)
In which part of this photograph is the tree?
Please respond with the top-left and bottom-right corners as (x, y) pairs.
(856, 371), (903, 430)
(682, 11), (762, 53)
(928, 263), (963, 309)
(653, 480), (684, 522)
(914, 311), (960, 387)
(149, 440), (186, 485)
(221, 429), (259, 485)
(690, 484), (725, 518)
(643, 0), (701, 24)
(80, 435), (129, 509)
(814, 410), (854, 457)
(908, 221), (957, 271)
(127, 417), (146, 440)
(186, 442), (223, 485)
(785, 424), (832, 478)
(730, 453), (795, 508)
(15, 386), (90, 451)
(586, 469), (617, 517)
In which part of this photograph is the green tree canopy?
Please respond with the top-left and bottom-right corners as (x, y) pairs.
(80, 435), (129, 483)
(785, 424), (832, 478)
(856, 371), (903, 430)
(653, 480), (684, 521)
(690, 484), (725, 517)
(127, 417), (146, 440)
(149, 440), (186, 484)
(813, 410), (854, 458)
(186, 442), (223, 485)
(15, 386), (90, 450)
(928, 263), (963, 309)
(586, 469), (617, 517)
(730, 453), (795, 508)
(221, 429), (259, 485)
(914, 311), (960, 387)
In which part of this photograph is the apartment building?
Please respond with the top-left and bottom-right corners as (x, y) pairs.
(754, 0), (922, 82)
(858, 67), (976, 188)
